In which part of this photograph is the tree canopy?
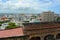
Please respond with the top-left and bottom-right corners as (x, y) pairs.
(6, 22), (17, 29)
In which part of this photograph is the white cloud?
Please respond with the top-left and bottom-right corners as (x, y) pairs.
(0, 0), (60, 13)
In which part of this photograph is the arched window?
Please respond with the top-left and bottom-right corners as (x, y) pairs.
(44, 35), (55, 40)
(30, 37), (40, 40)
(56, 33), (60, 39)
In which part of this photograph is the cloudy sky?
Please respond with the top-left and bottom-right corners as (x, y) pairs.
(0, 0), (60, 14)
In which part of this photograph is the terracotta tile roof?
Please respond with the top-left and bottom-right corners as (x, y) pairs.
(24, 22), (60, 30)
(0, 28), (24, 38)
(23, 22), (60, 35)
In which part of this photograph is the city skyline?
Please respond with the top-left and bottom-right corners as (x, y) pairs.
(0, 0), (60, 14)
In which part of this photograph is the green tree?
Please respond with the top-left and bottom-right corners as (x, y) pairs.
(9, 22), (16, 26)
(6, 25), (17, 29)
(6, 22), (17, 29)
(57, 17), (60, 21)
(0, 23), (2, 26)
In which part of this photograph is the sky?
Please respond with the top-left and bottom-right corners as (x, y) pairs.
(0, 0), (60, 14)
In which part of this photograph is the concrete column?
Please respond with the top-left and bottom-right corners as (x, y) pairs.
(54, 34), (57, 40)
(41, 37), (44, 40)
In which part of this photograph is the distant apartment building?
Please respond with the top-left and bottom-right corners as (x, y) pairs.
(40, 11), (58, 22)
(10, 14), (30, 26)
(0, 11), (58, 26)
